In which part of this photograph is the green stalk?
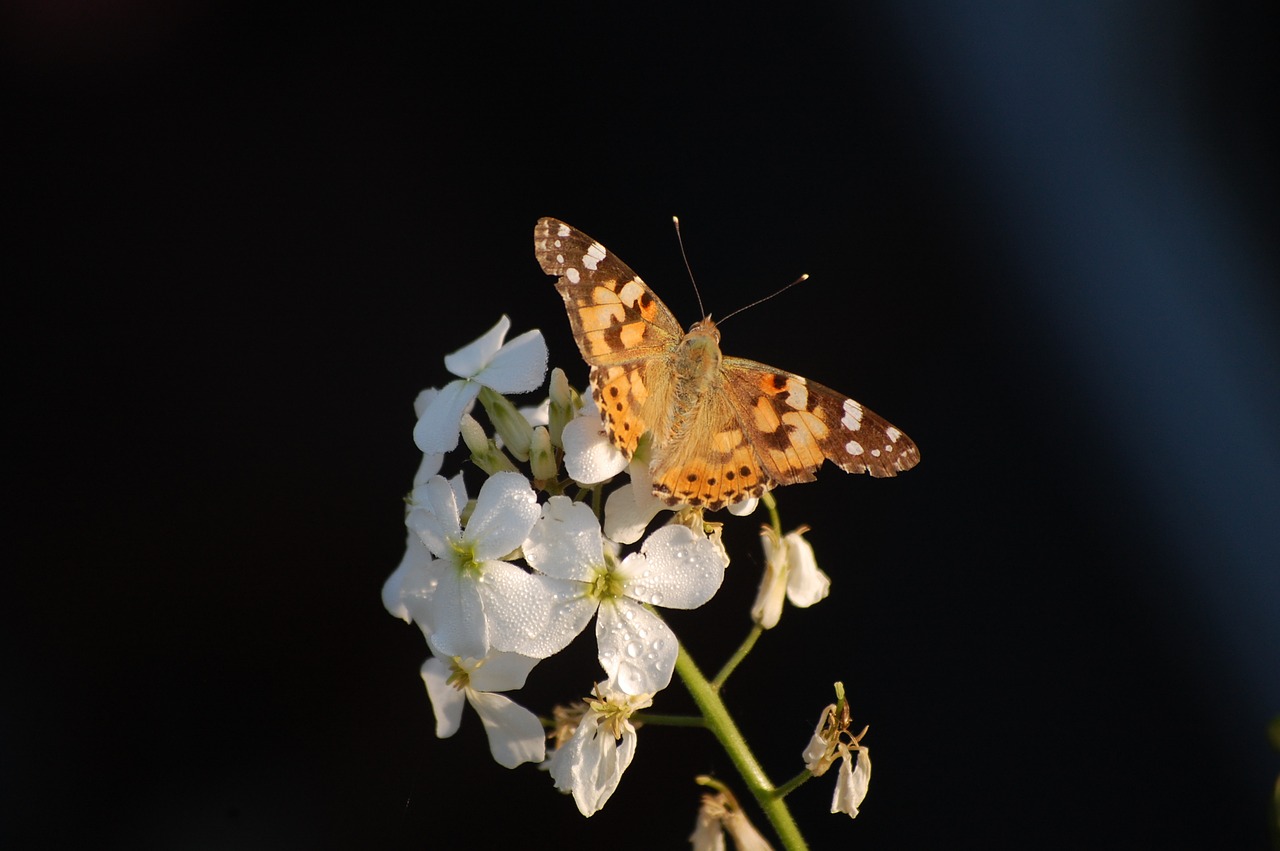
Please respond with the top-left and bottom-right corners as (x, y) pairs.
(675, 641), (808, 851)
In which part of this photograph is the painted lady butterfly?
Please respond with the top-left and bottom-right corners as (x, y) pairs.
(535, 217), (920, 511)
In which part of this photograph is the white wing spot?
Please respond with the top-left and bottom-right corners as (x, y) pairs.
(583, 241), (607, 271)
(557, 224), (570, 237)
(884, 444), (894, 453)
(556, 253), (564, 264)
(565, 267), (581, 284)
(842, 399), (864, 431)
(871, 449), (881, 457)
(846, 440), (864, 456)
(785, 377), (808, 410)
(885, 427), (901, 443)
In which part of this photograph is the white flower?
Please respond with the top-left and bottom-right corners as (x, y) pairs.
(548, 679), (652, 816)
(405, 471), (567, 660)
(831, 746), (870, 818)
(420, 639), (545, 769)
(751, 526), (830, 629)
(524, 496), (727, 694)
(384, 473), (470, 624)
(413, 316), (548, 455)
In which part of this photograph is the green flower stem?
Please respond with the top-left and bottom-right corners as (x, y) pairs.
(774, 769), (814, 799)
(712, 623), (763, 689)
(675, 640), (808, 851)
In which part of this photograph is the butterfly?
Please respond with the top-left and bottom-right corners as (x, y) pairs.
(534, 217), (920, 511)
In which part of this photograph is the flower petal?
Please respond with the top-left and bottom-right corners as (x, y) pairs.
(785, 532), (830, 608)
(479, 562), (574, 659)
(831, 747), (870, 818)
(524, 496), (606, 582)
(406, 475), (463, 558)
(420, 656), (466, 738)
(602, 463), (670, 545)
(463, 472), (540, 561)
(413, 379), (481, 455)
(467, 690), (547, 768)
(596, 599), (677, 695)
(382, 530), (437, 623)
(476, 328), (548, 394)
(444, 315), (511, 378)
(421, 569), (489, 661)
(562, 402), (627, 484)
(619, 524), (726, 610)
(466, 650), (541, 693)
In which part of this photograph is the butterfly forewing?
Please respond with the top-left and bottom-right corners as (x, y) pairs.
(721, 359), (921, 482)
(534, 217), (683, 366)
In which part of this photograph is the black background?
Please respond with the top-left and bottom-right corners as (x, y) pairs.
(6, 2), (1279, 848)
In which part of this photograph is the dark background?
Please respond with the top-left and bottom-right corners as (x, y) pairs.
(6, 2), (1278, 848)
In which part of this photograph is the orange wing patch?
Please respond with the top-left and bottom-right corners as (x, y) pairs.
(590, 364), (652, 458)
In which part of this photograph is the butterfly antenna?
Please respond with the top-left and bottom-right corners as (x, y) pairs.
(716, 273), (810, 326)
(672, 216), (708, 319)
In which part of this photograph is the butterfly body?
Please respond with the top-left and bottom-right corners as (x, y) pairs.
(535, 217), (919, 510)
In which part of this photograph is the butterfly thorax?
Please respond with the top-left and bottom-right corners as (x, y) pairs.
(659, 318), (724, 451)
(675, 319), (722, 381)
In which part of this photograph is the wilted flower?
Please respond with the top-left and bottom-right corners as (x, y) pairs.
(547, 679), (652, 816)
(803, 696), (871, 818)
(752, 526), (830, 629)
(689, 781), (774, 851)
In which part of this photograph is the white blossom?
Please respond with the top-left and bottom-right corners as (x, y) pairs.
(420, 639), (545, 769)
(383, 473), (468, 624)
(404, 472), (568, 660)
(548, 679), (651, 816)
(413, 316), (548, 455)
(524, 496), (727, 694)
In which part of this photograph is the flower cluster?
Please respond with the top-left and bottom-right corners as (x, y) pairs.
(383, 316), (878, 846)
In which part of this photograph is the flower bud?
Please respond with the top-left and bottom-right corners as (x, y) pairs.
(529, 425), (558, 483)
(478, 386), (533, 461)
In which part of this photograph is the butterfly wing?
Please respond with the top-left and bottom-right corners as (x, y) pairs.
(721, 357), (921, 482)
(648, 380), (779, 510)
(534, 217), (684, 459)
